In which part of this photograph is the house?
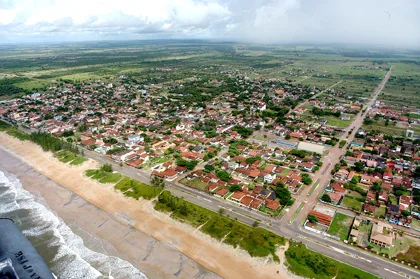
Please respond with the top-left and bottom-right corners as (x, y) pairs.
(387, 204), (401, 218)
(363, 203), (376, 214)
(347, 171), (356, 182)
(215, 188), (229, 198)
(231, 191), (246, 202)
(152, 168), (178, 181)
(266, 200), (281, 211)
(365, 191), (376, 203)
(240, 196), (253, 207)
(383, 172), (393, 182)
(341, 115), (351, 121)
(412, 178), (420, 190)
(327, 192), (344, 205)
(264, 174), (275, 183)
(334, 169), (349, 181)
(308, 209), (333, 226)
(250, 199), (263, 210)
(378, 191), (388, 203)
(81, 138), (96, 146)
(370, 222), (393, 248)
(302, 161), (314, 172)
(360, 174), (373, 185)
(331, 181), (346, 193)
(206, 183), (219, 193)
(350, 228), (359, 242)
(399, 195), (412, 210)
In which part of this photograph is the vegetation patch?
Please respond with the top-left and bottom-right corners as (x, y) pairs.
(179, 177), (209, 191)
(56, 150), (87, 165)
(341, 195), (363, 212)
(327, 213), (353, 240)
(155, 190), (286, 261)
(115, 177), (161, 200)
(285, 242), (380, 279)
(99, 172), (122, 184)
(396, 246), (420, 266)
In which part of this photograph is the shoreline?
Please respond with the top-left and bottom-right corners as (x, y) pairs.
(0, 132), (294, 279)
(0, 146), (218, 279)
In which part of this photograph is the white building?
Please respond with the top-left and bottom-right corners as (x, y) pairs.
(297, 141), (326, 155)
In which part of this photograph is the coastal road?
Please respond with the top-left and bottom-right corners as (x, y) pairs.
(81, 139), (420, 279)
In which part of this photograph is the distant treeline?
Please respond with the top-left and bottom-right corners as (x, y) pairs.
(0, 77), (30, 96)
(341, 51), (404, 58)
(337, 74), (380, 82)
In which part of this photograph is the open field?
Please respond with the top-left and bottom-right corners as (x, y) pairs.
(354, 221), (373, 247)
(324, 116), (352, 128)
(115, 177), (161, 200)
(341, 195), (363, 212)
(363, 119), (420, 137)
(56, 150), (87, 165)
(327, 213), (354, 240)
(285, 242), (380, 279)
(373, 206), (386, 218)
(378, 62), (420, 107)
(179, 177), (209, 191)
(0, 42), (409, 104)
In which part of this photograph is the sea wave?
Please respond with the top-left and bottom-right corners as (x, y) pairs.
(0, 171), (147, 279)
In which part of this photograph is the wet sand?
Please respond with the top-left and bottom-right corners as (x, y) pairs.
(0, 133), (293, 279)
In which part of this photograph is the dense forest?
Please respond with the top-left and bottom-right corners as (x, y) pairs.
(0, 77), (30, 96)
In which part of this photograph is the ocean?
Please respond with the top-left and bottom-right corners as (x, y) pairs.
(0, 171), (147, 279)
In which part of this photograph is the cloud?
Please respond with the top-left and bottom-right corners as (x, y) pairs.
(0, 0), (419, 48)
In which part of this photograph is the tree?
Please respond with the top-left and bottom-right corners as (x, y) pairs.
(402, 210), (411, 217)
(176, 158), (188, 166)
(218, 208), (225, 216)
(151, 176), (165, 188)
(321, 194), (332, 203)
(186, 160), (198, 170)
(301, 173), (313, 185)
(246, 156), (260, 165)
(351, 175), (361, 184)
(62, 130), (74, 137)
(204, 164), (215, 172)
(395, 190), (404, 196)
(308, 214), (318, 223)
(371, 180), (382, 192)
(77, 123), (88, 132)
(276, 183), (293, 206)
(252, 221), (260, 228)
(232, 125), (254, 138)
(216, 170), (231, 182)
(229, 184), (242, 192)
(354, 161), (365, 172)
(100, 164), (113, 173)
(415, 166), (420, 178)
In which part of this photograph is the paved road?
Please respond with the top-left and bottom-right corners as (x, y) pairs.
(293, 80), (343, 111)
(284, 67), (393, 225)
(82, 135), (420, 278)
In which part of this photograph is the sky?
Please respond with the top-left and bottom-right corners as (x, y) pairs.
(0, 0), (419, 48)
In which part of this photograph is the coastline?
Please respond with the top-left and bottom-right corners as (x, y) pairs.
(0, 132), (294, 279)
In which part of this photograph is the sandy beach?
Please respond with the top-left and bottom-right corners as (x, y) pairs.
(0, 132), (294, 279)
